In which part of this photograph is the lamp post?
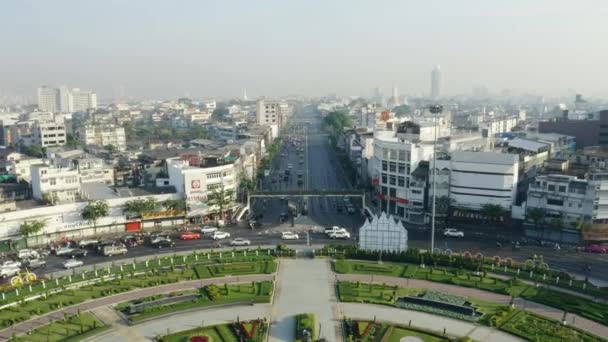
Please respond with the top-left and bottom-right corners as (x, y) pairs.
(429, 104), (443, 254)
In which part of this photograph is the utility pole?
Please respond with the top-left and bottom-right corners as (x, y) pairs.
(429, 104), (443, 254)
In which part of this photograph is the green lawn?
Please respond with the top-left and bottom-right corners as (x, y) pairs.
(295, 313), (316, 342)
(194, 260), (277, 279)
(158, 319), (267, 342)
(117, 281), (273, 323)
(337, 281), (420, 305)
(500, 310), (606, 342)
(12, 313), (109, 342)
(335, 260), (608, 327)
(345, 320), (450, 342)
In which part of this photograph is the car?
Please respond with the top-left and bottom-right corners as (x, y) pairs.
(25, 258), (46, 269)
(63, 259), (84, 269)
(152, 239), (175, 249)
(64, 249), (88, 258)
(281, 232), (299, 240)
(212, 231), (231, 240)
(94, 240), (116, 252)
(230, 238), (251, 246)
(584, 244), (607, 254)
(330, 231), (351, 239)
(443, 228), (464, 238)
(200, 226), (218, 234)
(17, 249), (39, 260)
(180, 231), (201, 240)
(54, 247), (75, 256)
(287, 163), (293, 170)
(0, 260), (22, 269)
(0, 267), (20, 278)
(103, 245), (128, 256)
(325, 226), (346, 235)
(79, 239), (99, 248)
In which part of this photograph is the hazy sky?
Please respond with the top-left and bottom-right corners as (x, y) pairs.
(1, 0), (607, 100)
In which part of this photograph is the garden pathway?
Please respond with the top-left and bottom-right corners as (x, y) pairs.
(0, 274), (273, 341)
(337, 274), (608, 338)
(341, 303), (525, 342)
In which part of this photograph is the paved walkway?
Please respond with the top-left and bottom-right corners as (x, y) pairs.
(268, 258), (340, 342)
(337, 274), (608, 338)
(0, 274), (273, 341)
(341, 303), (524, 342)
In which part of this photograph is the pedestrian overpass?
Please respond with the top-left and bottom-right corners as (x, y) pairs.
(237, 189), (368, 221)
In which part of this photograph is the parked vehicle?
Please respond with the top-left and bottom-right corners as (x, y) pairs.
(79, 240), (99, 249)
(0, 260), (21, 269)
(152, 239), (175, 249)
(103, 245), (128, 256)
(281, 232), (299, 240)
(17, 249), (39, 260)
(325, 226), (346, 235)
(54, 247), (75, 256)
(63, 259), (84, 269)
(0, 267), (20, 278)
(584, 244), (607, 254)
(94, 241), (116, 252)
(64, 249), (88, 258)
(200, 226), (218, 234)
(230, 238), (251, 246)
(443, 228), (465, 238)
(330, 230), (351, 239)
(212, 231), (231, 240)
(25, 258), (46, 269)
(180, 231), (201, 240)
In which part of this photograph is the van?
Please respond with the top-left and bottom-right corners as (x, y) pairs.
(103, 245), (128, 256)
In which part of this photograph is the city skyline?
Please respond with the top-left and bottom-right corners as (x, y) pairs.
(1, 1), (607, 100)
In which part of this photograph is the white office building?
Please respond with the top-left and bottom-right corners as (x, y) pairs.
(78, 125), (126, 151)
(359, 213), (408, 252)
(256, 98), (289, 128)
(68, 88), (97, 112)
(34, 119), (67, 147)
(30, 162), (81, 204)
(449, 152), (519, 210)
(37, 86), (60, 113)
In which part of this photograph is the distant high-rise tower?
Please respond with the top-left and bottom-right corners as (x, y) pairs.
(388, 84), (400, 108)
(431, 65), (441, 99)
(243, 89), (248, 101)
(37, 86), (60, 112)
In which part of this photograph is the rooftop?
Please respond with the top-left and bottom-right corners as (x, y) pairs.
(452, 151), (518, 165)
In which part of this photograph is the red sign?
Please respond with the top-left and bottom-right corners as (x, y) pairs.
(191, 180), (201, 189)
(380, 111), (390, 122)
(372, 177), (380, 185)
(377, 193), (408, 204)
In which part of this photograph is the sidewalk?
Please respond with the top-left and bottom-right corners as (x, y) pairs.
(337, 274), (608, 338)
(0, 274), (273, 341)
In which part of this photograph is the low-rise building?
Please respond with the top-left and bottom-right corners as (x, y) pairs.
(78, 124), (127, 151)
(30, 162), (81, 204)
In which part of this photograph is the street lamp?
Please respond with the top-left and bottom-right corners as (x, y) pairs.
(429, 104), (443, 254)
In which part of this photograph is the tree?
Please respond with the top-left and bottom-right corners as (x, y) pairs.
(124, 197), (158, 218)
(323, 110), (352, 136)
(41, 192), (58, 205)
(527, 208), (545, 228)
(161, 199), (186, 212)
(550, 216), (564, 231)
(188, 125), (210, 140)
(81, 200), (109, 235)
(20, 144), (45, 158)
(435, 196), (450, 215)
(481, 204), (506, 220)
(392, 104), (411, 115)
(206, 184), (234, 225)
(19, 220), (46, 237)
(104, 144), (117, 153)
(65, 134), (81, 149)
(211, 107), (229, 121)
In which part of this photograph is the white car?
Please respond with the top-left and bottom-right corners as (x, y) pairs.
(325, 226), (346, 235)
(17, 249), (39, 260)
(212, 231), (231, 240)
(330, 231), (351, 239)
(0, 267), (20, 278)
(230, 238), (251, 246)
(54, 247), (75, 256)
(63, 259), (84, 269)
(443, 228), (464, 238)
(200, 226), (218, 234)
(281, 232), (299, 240)
(0, 260), (22, 269)
(79, 240), (99, 248)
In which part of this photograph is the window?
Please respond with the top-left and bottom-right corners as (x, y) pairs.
(382, 148), (389, 159)
(398, 176), (405, 187)
(207, 183), (222, 191)
(558, 186), (566, 193)
(397, 206), (405, 217)
(389, 188), (397, 197)
(411, 190), (422, 194)
(548, 184), (556, 191)
(381, 186), (388, 195)
(398, 150), (406, 161)
(389, 149), (397, 160)
(389, 162), (397, 173)
(398, 163), (406, 174)
(547, 198), (563, 206)
(207, 172), (221, 179)
(389, 175), (396, 185)
(381, 173), (387, 184)
(382, 161), (388, 171)
(412, 201), (423, 207)
(50, 179), (56, 185)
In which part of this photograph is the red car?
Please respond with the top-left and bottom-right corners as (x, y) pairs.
(180, 232), (201, 240)
(584, 244), (607, 254)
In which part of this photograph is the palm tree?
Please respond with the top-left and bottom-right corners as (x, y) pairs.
(81, 200), (109, 236)
(206, 184), (234, 226)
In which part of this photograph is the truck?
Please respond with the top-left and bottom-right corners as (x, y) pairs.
(324, 226), (347, 235)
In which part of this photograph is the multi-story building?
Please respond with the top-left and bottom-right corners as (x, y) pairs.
(68, 88), (97, 112)
(256, 99), (290, 128)
(449, 152), (519, 210)
(30, 162), (81, 204)
(37, 86), (60, 113)
(78, 125), (127, 151)
(33, 119), (67, 147)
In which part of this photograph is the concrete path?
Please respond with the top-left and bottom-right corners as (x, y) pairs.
(268, 258), (340, 342)
(341, 303), (525, 342)
(0, 274), (273, 341)
(337, 274), (608, 338)
(88, 304), (272, 342)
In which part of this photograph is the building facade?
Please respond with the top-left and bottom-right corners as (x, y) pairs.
(37, 86), (60, 113)
(78, 125), (127, 151)
(30, 163), (81, 204)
